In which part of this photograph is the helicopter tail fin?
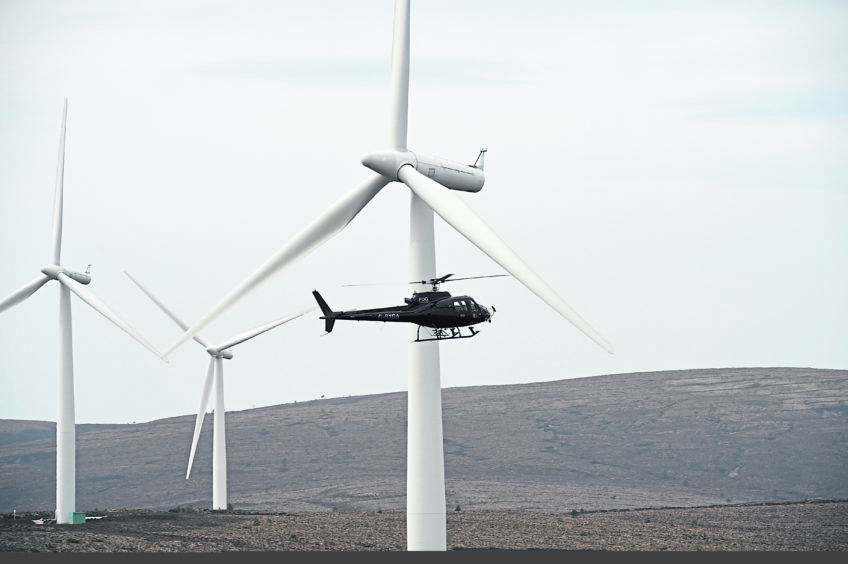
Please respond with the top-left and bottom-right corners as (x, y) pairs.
(312, 290), (336, 333)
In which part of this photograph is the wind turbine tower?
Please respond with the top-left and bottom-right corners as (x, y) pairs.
(126, 271), (314, 510)
(161, 1), (613, 550)
(0, 100), (164, 524)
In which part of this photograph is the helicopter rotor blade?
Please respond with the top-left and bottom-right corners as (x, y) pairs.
(414, 273), (509, 285)
(341, 281), (400, 288)
(344, 273), (506, 288)
(397, 164), (614, 354)
(444, 274), (508, 282)
(162, 173), (390, 358)
(408, 273), (454, 285)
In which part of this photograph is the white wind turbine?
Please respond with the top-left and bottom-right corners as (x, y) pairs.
(125, 271), (314, 510)
(162, 0), (613, 549)
(0, 100), (164, 524)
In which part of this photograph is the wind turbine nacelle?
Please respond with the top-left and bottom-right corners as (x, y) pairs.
(361, 150), (485, 193)
(413, 152), (485, 193)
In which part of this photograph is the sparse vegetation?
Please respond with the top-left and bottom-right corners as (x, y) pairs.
(4, 502), (845, 550)
(170, 505), (199, 514)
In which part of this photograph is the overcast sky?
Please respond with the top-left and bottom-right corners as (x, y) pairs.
(1, 0), (846, 425)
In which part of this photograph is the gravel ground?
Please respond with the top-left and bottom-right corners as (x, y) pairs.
(1, 499), (846, 552)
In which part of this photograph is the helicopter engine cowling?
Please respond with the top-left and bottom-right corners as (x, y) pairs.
(362, 149), (484, 193)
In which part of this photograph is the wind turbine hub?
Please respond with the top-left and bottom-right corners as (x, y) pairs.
(206, 347), (234, 360)
(40, 265), (91, 285)
(361, 149), (417, 181)
(40, 265), (63, 279)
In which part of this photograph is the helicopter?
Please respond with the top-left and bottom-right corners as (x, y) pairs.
(312, 273), (506, 342)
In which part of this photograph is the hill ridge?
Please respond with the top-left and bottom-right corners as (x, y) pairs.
(1, 367), (845, 514)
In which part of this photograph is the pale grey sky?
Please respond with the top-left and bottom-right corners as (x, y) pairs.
(1, 0), (846, 424)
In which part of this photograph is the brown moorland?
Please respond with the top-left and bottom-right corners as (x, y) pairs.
(1, 367), (846, 551)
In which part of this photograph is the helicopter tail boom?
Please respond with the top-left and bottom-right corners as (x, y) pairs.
(312, 290), (337, 333)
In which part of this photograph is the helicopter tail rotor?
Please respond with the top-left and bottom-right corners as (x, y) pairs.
(312, 290), (337, 333)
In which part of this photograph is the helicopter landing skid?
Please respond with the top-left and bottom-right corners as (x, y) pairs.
(414, 326), (479, 343)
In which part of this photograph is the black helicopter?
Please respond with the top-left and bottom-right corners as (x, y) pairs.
(312, 273), (506, 342)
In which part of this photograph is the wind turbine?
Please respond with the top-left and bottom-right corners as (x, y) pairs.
(125, 271), (314, 510)
(0, 100), (164, 524)
(162, 0), (613, 549)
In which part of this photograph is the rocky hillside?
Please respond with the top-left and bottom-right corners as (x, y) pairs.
(1, 367), (846, 514)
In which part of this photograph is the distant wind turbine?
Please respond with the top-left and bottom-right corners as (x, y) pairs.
(161, 0), (613, 549)
(0, 100), (164, 524)
(125, 271), (314, 510)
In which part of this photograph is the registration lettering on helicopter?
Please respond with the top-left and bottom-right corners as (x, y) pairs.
(378, 313), (400, 320)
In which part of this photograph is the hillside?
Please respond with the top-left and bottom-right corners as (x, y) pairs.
(1, 367), (846, 514)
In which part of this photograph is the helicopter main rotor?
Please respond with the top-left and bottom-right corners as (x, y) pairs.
(342, 272), (509, 292)
(409, 273), (509, 292)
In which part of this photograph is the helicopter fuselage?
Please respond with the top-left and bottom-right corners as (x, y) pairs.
(312, 290), (494, 333)
(332, 291), (491, 328)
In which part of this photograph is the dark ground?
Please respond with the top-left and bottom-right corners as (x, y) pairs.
(2, 499), (846, 552)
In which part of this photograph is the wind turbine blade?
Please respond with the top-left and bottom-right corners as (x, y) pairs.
(186, 357), (215, 479)
(389, 0), (410, 150)
(211, 305), (317, 354)
(51, 99), (68, 265)
(56, 273), (166, 360)
(124, 271), (210, 349)
(163, 173), (390, 358)
(398, 166), (614, 354)
(0, 275), (51, 314)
